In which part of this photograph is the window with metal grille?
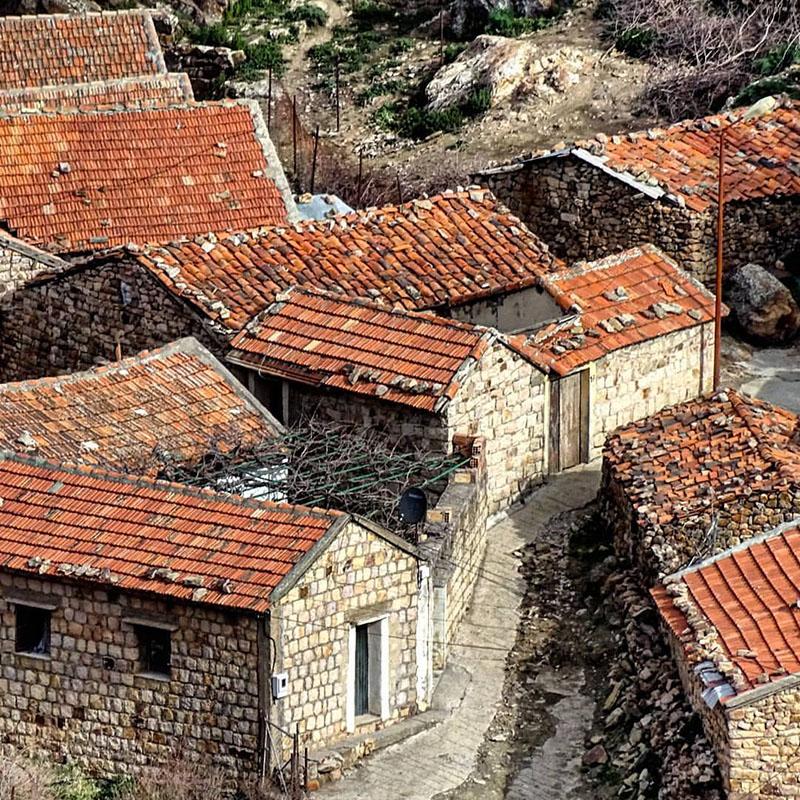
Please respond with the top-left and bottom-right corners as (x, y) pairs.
(135, 625), (171, 677)
(15, 604), (51, 656)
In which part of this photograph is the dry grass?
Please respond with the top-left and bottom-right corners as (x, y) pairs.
(0, 752), (56, 800)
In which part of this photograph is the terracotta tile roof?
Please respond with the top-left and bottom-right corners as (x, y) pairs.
(0, 338), (281, 472)
(134, 188), (563, 330)
(514, 245), (717, 376)
(571, 99), (800, 212)
(605, 389), (800, 530)
(0, 11), (166, 88)
(227, 286), (514, 412)
(0, 100), (295, 252)
(0, 73), (194, 111)
(652, 518), (800, 699)
(0, 452), (344, 613)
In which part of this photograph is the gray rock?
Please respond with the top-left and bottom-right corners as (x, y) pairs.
(582, 743), (608, 767)
(725, 262), (800, 343)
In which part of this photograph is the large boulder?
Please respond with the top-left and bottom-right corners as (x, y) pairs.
(725, 262), (800, 343)
(425, 35), (584, 112)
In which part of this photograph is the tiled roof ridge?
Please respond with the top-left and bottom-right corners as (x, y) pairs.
(134, 185), (550, 255)
(0, 8), (158, 20)
(0, 230), (72, 270)
(0, 97), (253, 120)
(0, 448), (344, 521)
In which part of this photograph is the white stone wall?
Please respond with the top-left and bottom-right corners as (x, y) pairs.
(0, 572), (261, 779)
(0, 240), (64, 299)
(588, 323), (713, 459)
(271, 522), (421, 751)
(445, 341), (547, 514)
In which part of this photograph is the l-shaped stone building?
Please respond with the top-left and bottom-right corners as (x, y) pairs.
(476, 99), (800, 284)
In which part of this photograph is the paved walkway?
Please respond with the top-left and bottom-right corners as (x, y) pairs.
(315, 465), (601, 800)
(737, 343), (800, 413)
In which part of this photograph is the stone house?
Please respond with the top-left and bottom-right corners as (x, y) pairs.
(602, 388), (800, 583)
(0, 189), (558, 381)
(652, 518), (800, 799)
(0, 452), (429, 781)
(516, 244), (716, 469)
(0, 99), (296, 256)
(0, 337), (282, 473)
(475, 99), (800, 283)
(226, 286), (548, 515)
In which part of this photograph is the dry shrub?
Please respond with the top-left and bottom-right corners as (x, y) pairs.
(115, 759), (228, 800)
(0, 752), (56, 800)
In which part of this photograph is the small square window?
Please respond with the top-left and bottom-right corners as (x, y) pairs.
(135, 625), (171, 677)
(15, 604), (51, 656)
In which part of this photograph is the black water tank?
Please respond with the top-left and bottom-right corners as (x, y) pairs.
(398, 487), (427, 525)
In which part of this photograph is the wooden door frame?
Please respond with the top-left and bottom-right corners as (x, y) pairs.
(548, 368), (590, 473)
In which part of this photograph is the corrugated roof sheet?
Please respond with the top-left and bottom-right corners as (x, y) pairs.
(0, 73), (193, 111)
(653, 519), (800, 698)
(228, 287), (497, 412)
(0, 100), (290, 252)
(0, 453), (342, 612)
(0, 338), (281, 472)
(0, 10), (167, 88)
(515, 245), (716, 375)
(134, 188), (563, 330)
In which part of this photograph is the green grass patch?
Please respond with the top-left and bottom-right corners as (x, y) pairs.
(285, 2), (329, 27)
(755, 42), (800, 76)
(485, 8), (555, 37)
(614, 26), (655, 58)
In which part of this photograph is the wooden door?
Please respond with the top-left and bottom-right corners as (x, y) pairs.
(354, 624), (369, 716)
(549, 369), (589, 472)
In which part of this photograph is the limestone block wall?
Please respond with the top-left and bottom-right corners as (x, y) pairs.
(0, 260), (222, 382)
(0, 572), (261, 780)
(445, 341), (547, 514)
(271, 521), (421, 751)
(589, 323), (713, 459)
(0, 240), (65, 299)
(478, 158), (800, 284)
(726, 685), (800, 799)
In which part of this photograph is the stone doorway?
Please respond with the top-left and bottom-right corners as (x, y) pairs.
(549, 369), (590, 472)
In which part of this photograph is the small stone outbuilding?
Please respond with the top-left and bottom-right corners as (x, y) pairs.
(0, 337), (282, 472)
(652, 519), (800, 799)
(475, 99), (800, 283)
(517, 244), (716, 470)
(602, 388), (800, 583)
(227, 286), (548, 514)
(0, 453), (428, 782)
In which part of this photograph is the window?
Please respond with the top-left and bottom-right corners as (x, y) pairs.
(15, 604), (51, 656)
(135, 625), (171, 677)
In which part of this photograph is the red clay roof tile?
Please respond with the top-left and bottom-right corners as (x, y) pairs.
(227, 286), (514, 412)
(0, 453), (342, 613)
(0, 338), (281, 471)
(653, 519), (800, 698)
(0, 101), (292, 252)
(0, 11), (166, 88)
(134, 189), (563, 330)
(0, 73), (193, 111)
(515, 245), (716, 375)
(573, 99), (800, 212)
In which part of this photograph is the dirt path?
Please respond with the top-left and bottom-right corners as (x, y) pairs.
(282, 0), (346, 92)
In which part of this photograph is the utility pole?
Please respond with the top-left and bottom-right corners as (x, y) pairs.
(310, 124), (320, 194)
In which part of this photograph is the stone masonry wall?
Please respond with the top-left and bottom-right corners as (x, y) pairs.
(589, 323), (714, 459)
(726, 685), (800, 799)
(0, 572), (261, 780)
(0, 261), (222, 382)
(271, 521), (420, 751)
(445, 341), (547, 515)
(0, 241), (65, 299)
(478, 157), (800, 284)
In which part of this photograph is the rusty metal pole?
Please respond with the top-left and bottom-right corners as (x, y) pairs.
(713, 126), (726, 391)
(356, 151), (363, 207)
(440, 0), (445, 65)
(292, 94), (298, 179)
(335, 57), (341, 133)
(267, 66), (273, 129)
(396, 171), (403, 204)
(310, 124), (320, 195)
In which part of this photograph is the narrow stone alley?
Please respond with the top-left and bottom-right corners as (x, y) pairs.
(314, 466), (601, 800)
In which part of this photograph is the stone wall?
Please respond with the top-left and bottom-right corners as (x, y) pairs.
(452, 284), (563, 331)
(0, 261), (223, 382)
(445, 341), (547, 514)
(270, 521), (422, 751)
(0, 571), (262, 780)
(589, 323), (714, 459)
(0, 239), (67, 300)
(477, 156), (800, 284)
(164, 44), (242, 99)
